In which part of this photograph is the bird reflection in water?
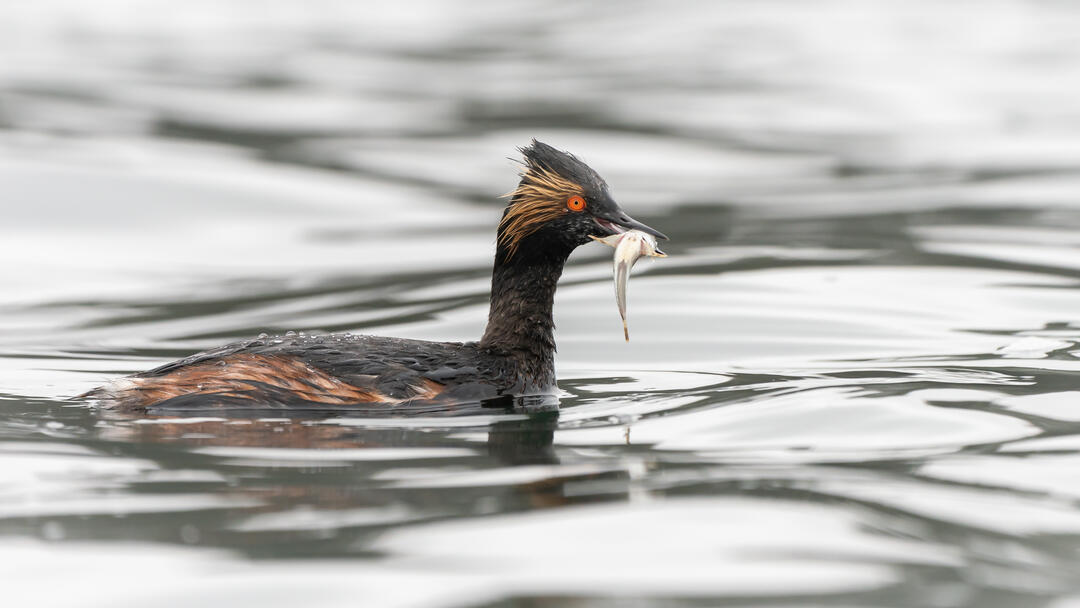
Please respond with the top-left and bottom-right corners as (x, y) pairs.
(94, 406), (571, 523)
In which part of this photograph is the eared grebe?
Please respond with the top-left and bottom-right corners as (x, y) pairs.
(87, 141), (667, 411)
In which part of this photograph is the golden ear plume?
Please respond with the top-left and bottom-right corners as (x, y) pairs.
(498, 165), (584, 259)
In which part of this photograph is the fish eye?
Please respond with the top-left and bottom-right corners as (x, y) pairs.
(567, 196), (586, 212)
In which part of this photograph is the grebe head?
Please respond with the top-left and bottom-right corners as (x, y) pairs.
(497, 140), (667, 262)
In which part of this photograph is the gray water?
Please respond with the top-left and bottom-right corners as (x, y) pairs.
(4, 1), (1080, 606)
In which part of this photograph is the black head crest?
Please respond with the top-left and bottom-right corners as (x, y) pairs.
(498, 141), (598, 259)
(519, 140), (608, 193)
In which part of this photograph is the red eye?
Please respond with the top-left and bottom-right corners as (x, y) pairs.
(567, 196), (586, 212)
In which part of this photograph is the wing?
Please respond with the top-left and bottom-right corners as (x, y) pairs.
(106, 333), (482, 410)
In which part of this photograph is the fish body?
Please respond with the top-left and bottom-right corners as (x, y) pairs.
(591, 230), (666, 341)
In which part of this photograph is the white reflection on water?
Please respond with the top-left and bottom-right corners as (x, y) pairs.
(373, 498), (917, 596)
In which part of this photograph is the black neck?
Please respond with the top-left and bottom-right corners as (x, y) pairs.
(479, 244), (570, 387)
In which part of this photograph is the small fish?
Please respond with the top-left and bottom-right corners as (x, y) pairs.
(591, 230), (667, 341)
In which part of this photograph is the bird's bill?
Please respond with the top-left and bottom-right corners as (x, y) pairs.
(592, 212), (668, 241)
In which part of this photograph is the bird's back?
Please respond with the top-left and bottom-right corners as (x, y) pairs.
(92, 333), (515, 411)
